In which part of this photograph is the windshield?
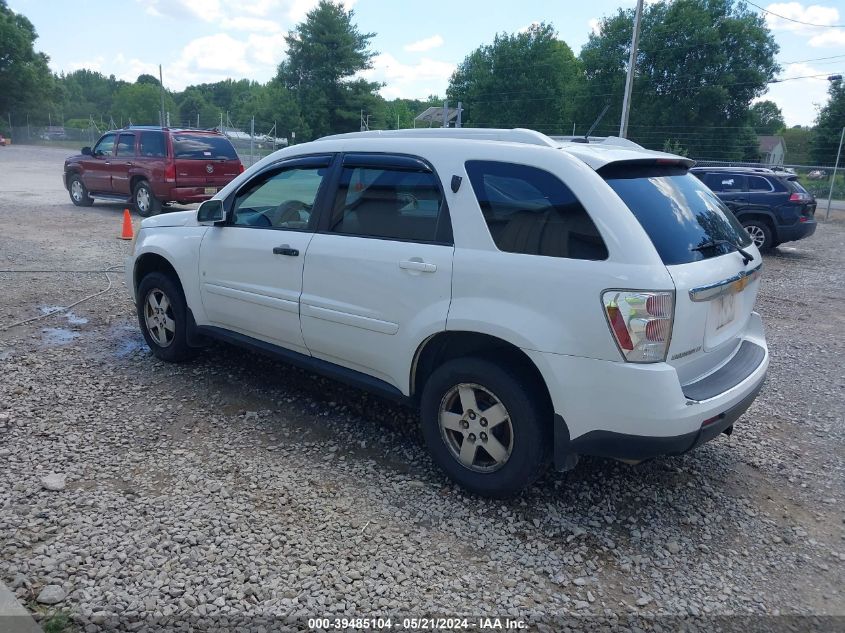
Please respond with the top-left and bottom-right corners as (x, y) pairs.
(601, 165), (752, 265)
(172, 134), (238, 160)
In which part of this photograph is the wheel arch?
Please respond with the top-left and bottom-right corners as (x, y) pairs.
(130, 175), (148, 195)
(737, 211), (778, 240)
(133, 252), (186, 299)
(410, 331), (554, 415)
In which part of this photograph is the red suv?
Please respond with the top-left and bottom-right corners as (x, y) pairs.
(63, 126), (244, 216)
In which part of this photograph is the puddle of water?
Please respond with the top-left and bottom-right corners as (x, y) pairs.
(41, 327), (80, 345)
(39, 306), (88, 325)
(115, 337), (148, 357)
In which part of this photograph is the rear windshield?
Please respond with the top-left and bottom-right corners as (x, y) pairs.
(602, 165), (752, 265)
(172, 134), (238, 160)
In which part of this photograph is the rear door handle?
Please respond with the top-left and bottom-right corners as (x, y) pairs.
(273, 244), (299, 256)
(399, 259), (436, 273)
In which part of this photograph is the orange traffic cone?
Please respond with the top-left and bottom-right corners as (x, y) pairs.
(119, 209), (134, 240)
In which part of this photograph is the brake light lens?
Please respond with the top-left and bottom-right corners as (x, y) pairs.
(238, 163), (245, 174)
(602, 291), (675, 363)
(164, 162), (176, 183)
(789, 192), (810, 202)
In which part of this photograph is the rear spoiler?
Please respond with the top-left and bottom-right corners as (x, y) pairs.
(597, 157), (695, 177)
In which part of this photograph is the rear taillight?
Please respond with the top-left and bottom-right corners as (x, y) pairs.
(238, 163), (245, 174)
(164, 162), (176, 183)
(789, 192), (810, 202)
(602, 291), (675, 363)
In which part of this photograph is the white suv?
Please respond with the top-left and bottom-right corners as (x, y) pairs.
(126, 128), (768, 497)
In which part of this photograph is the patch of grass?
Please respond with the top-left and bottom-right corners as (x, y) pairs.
(41, 611), (75, 633)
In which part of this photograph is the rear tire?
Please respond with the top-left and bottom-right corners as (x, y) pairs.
(68, 174), (93, 207)
(742, 219), (774, 251)
(420, 357), (551, 497)
(133, 181), (161, 217)
(137, 272), (198, 363)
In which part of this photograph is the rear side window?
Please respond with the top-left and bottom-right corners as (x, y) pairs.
(747, 175), (773, 192)
(465, 161), (608, 260)
(702, 173), (745, 192)
(329, 166), (446, 242)
(139, 131), (166, 158)
(602, 165), (752, 266)
(172, 134), (238, 160)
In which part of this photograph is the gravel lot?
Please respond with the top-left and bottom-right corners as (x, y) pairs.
(0, 145), (843, 632)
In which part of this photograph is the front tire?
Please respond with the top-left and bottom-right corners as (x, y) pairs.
(133, 181), (161, 217)
(68, 174), (93, 207)
(137, 272), (197, 362)
(742, 219), (774, 251)
(420, 357), (551, 497)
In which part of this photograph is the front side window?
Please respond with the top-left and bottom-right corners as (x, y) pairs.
(115, 133), (136, 157)
(329, 166), (446, 242)
(703, 173), (745, 193)
(93, 134), (115, 156)
(139, 131), (166, 158)
(232, 166), (328, 229)
(465, 160), (608, 260)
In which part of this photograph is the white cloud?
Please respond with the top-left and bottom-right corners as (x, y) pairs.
(588, 18), (601, 35)
(764, 3), (845, 47)
(138, 0), (223, 22)
(762, 62), (832, 126)
(404, 35), (444, 53)
(359, 53), (455, 100)
(221, 17), (282, 33)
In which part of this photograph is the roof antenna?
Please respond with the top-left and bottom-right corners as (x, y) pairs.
(574, 103), (610, 143)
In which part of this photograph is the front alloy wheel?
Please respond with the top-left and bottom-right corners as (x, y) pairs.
(439, 383), (514, 472)
(143, 288), (176, 348)
(745, 224), (766, 248)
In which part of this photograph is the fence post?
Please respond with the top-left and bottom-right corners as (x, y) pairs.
(826, 126), (845, 222)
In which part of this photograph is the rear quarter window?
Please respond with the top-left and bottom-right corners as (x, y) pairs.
(465, 160), (608, 261)
(172, 134), (238, 160)
(601, 165), (752, 266)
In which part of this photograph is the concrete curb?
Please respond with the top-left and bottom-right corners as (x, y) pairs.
(0, 582), (42, 633)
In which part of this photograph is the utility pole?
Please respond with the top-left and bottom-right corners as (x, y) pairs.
(159, 65), (166, 128)
(442, 100), (448, 128)
(250, 116), (255, 165)
(619, 0), (644, 138)
(826, 126), (844, 222)
(456, 102), (463, 128)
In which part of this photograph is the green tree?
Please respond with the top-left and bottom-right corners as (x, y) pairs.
(0, 0), (56, 126)
(750, 100), (785, 134)
(113, 82), (175, 126)
(447, 23), (580, 131)
(178, 88), (219, 128)
(781, 125), (811, 164)
(276, 0), (380, 139)
(811, 78), (845, 166)
(580, 0), (779, 159)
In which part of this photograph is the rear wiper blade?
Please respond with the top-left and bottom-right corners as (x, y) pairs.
(691, 239), (754, 265)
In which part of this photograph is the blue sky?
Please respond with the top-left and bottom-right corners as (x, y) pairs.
(10, 0), (845, 126)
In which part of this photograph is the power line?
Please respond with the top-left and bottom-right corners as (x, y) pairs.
(746, 1), (845, 28)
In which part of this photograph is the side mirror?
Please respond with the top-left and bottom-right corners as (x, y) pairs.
(197, 199), (226, 224)
(81, 146), (92, 156)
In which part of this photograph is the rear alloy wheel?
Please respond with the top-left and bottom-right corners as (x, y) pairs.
(133, 181), (161, 217)
(742, 219), (773, 251)
(68, 174), (93, 207)
(420, 357), (550, 497)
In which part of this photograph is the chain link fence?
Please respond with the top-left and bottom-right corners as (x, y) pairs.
(3, 123), (287, 168)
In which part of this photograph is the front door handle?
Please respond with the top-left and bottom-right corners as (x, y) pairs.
(273, 244), (299, 256)
(399, 259), (436, 273)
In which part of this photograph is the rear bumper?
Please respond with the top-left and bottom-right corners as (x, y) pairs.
(527, 312), (768, 466)
(163, 186), (222, 203)
(777, 219), (816, 243)
(563, 376), (764, 461)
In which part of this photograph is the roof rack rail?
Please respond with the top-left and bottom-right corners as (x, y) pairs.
(317, 128), (561, 148)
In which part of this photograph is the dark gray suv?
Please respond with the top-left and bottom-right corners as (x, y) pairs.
(691, 167), (817, 250)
